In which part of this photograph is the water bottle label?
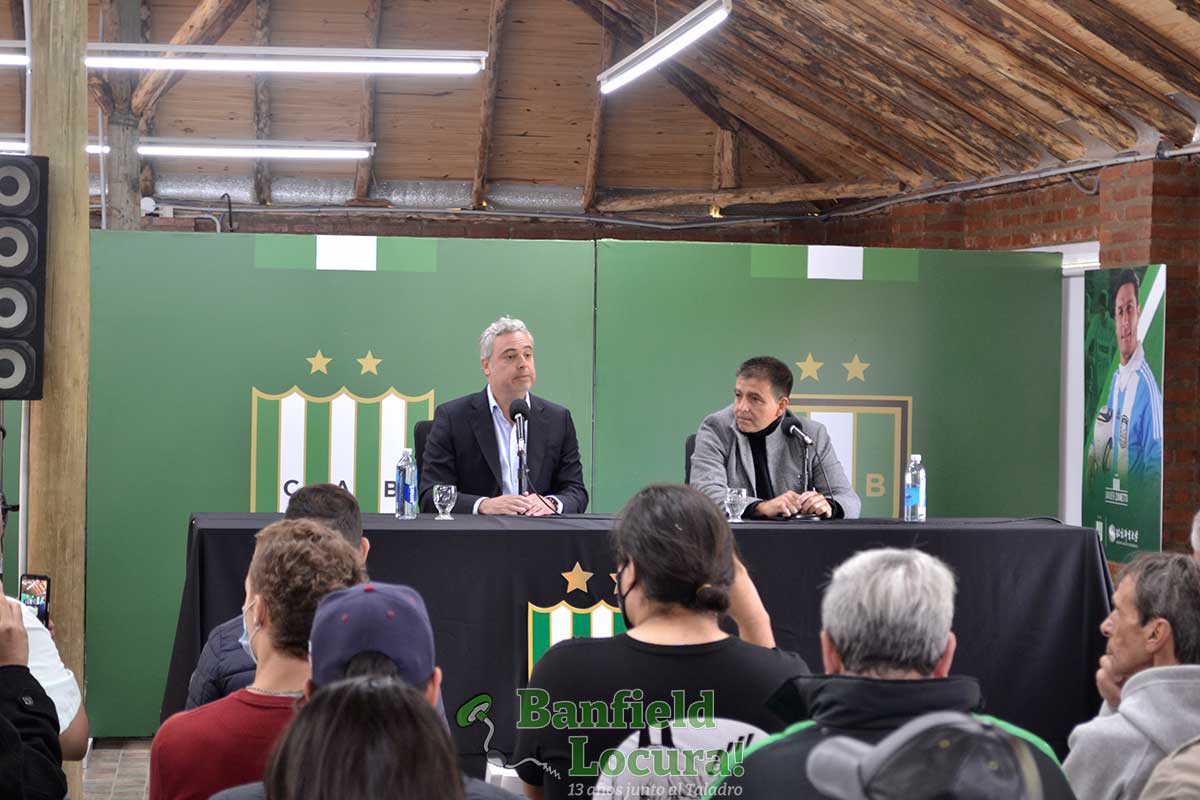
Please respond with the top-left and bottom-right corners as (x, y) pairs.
(403, 482), (417, 504)
(904, 486), (919, 506)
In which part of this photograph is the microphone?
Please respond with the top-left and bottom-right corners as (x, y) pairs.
(509, 398), (531, 495)
(785, 414), (834, 512)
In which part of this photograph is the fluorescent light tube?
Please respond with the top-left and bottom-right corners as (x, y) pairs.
(0, 54), (28, 67)
(138, 143), (371, 160)
(599, 0), (730, 94)
(0, 142), (112, 155)
(85, 56), (482, 76)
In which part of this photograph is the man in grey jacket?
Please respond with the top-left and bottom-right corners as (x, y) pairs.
(690, 356), (860, 519)
(1063, 552), (1200, 800)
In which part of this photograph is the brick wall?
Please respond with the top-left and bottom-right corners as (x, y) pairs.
(127, 158), (1200, 549)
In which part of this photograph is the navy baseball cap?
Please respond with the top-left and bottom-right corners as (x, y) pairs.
(309, 582), (436, 688)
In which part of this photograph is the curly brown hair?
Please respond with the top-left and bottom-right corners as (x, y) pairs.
(249, 518), (366, 659)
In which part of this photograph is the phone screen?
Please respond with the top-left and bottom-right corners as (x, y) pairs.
(18, 574), (49, 627)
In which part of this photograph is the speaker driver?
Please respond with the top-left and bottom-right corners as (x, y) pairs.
(0, 219), (35, 274)
(0, 160), (36, 215)
(0, 342), (32, 392)
(0, 282), (32, 335)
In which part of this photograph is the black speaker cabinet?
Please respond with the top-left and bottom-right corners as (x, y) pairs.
(0, 156), (46, 400)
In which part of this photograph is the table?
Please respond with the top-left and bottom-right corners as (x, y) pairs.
(163, 514), (1111, 770)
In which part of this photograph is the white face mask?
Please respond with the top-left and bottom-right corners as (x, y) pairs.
(239, 598), (259, 664)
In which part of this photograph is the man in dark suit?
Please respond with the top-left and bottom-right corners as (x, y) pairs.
(419, 316), (588, 515)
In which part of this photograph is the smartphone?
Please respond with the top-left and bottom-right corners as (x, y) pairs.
(18, 573), (50, 628)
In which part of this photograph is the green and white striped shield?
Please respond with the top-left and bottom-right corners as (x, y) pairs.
(251, 386), (434, 513)
(791, 394), (912, 518)
(528, 600), (626, 678)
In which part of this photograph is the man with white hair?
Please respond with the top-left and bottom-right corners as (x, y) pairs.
(419, 316), (587, 515)
(709, 547), (1073, 798)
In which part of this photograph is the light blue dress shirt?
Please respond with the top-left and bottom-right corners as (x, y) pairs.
(472, 386), (561, 514)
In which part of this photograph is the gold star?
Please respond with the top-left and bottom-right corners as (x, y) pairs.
(306, 350), (332, 375)
(561, 562), (593, 594)
(843, 354), (870, 382)
(796, 353), (823, 382)
(356, 350), (382, 375)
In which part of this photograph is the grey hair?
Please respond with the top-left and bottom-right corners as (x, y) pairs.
(1191, 510), (1200, 557)
(1117, 552), (1200, 664)
(821, 548), (956, 676)
(479, 316), (533, 361)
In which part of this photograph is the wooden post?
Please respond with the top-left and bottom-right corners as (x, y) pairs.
(351, 0), (382, 201)
(139, 0), (156, 198)
(252, 0), (271, 205)
(581, 26), (614, 212)
(28, 2), (90, 796)
(471, 0), (508, 209)
(9, 1), (24, 134)
(713, 128), (738, 191)
(101, 0), (145, 230)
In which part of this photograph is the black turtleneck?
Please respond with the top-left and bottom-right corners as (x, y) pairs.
(745, 415), (782, 500)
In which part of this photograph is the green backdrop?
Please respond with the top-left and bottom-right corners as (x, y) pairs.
(0, 232), (1061, 735)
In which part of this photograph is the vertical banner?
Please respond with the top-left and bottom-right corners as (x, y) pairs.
(1083, 265), (1165, 561)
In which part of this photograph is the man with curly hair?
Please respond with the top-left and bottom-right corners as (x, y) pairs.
(150, 519), (365, 800)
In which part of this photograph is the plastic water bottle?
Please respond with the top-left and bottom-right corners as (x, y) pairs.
(904, 454), (926, 522)
(395, 448), (418, 520)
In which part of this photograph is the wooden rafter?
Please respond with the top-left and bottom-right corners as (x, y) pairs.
(581, 26), (615, 211)
(130, 0), (253, 118)
(471, 0), (509, 209)
(252, 0), (271, 205)
(1176, 0), (1200, 22)
(922, 0), (1193, 147)
(1046, 0), (1200, 102)
(351, 0), (383, 202)
(749, 0), (1084, 164)
(713, 129), (738, 191)
(595, 180), (901, 213)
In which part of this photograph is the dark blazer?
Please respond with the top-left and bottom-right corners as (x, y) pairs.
(419, 389), (588, 514)
(0, 665), (67, 800)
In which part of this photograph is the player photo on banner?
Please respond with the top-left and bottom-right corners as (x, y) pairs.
(1083, 264), (1165, 561)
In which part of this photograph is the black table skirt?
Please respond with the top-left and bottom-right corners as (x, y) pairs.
(163, 514), (1110, 769)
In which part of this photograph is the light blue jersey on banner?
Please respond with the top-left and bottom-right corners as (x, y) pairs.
(1104, 346), (1162, 480)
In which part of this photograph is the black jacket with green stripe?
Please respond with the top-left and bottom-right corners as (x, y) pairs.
(706, 673), (1076, 799)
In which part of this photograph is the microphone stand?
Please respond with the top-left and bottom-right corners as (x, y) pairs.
(515, 413), (530, 495)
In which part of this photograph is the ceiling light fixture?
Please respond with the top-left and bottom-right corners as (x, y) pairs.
(137, 138), (374, 160)
(85, 43), (487, 76)
(0, 139), (110, 155)
(598, 0), (730, 94)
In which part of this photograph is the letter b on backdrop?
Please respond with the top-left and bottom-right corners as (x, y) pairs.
(0, 155), (47, 400)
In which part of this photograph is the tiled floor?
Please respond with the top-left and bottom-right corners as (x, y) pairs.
(84, 739), (151, 800)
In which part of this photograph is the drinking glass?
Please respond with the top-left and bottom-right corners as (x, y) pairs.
(725, 487), (750, 523)
(433, 485), (457, 520)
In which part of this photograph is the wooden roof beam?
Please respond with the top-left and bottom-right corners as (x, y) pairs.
(940, 0), (1195, 146)
(749, 0), (1083, 164)
(100, 0), (144, 230)
(471, 0), (508, 209)
(1176, 1), (1200, 23)
(581, 26), (614, 212)
(130, 0), (253, 118)
(713, 128), (738, 191)
(350, 0), (383, 203)
(252, 0), (271, 206)
(595, 180), (901, 213)
(1045, 0), (1200, 102)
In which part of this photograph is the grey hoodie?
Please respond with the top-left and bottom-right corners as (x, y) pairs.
(1064, 664), (1200, 800)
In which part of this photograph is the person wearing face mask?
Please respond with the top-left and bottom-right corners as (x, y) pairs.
(512, 484), (808, 800)
(150, 519), (365, 800)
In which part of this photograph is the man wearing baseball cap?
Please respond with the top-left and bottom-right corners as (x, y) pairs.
(214, 582), (514, 800)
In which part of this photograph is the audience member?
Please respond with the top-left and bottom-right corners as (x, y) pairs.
(150, 519), (364, 800)
(0, 596), (67, 800)
(710, 547), (1072, 799)
(513, 484), (808, 800)
(1, 508), (88, 761)
(1140, 733), (1200, 799)
(1064, 553), (1200, 800)
(265, 677), (465, 800)
(186, 483), (368, 709)
(213, 582), (515, 800)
